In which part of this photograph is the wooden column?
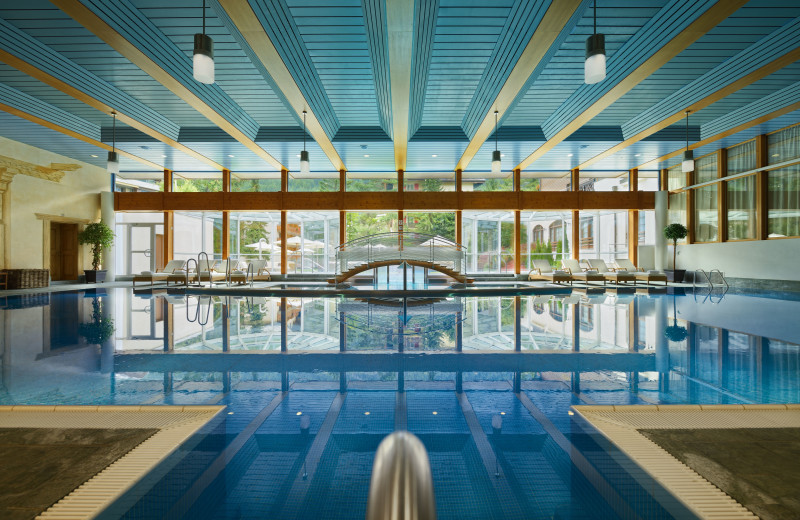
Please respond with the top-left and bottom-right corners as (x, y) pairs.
(717, 149), (728, 242)
(513, 168), (521, 192)
(222, 169), (230, 259)
(280, 210), (287, 275)
(397, 169), (404, 193)
(756, 134), (768, 241)
(163, 169), (173, 264)
(571, 167), (579, 191)
(514, 210), (521, 274)
(339, 210), (346, 245)
(455, 210), (462, 246)
(571, 169), (580, 260)
(281, 168), (288, 193)
(660, 168), (668, 191)
(628, 168), (638, 265)
(339, 169), (345, 192)
(455, 168), (462, 209)
(686, 170), (695, 244)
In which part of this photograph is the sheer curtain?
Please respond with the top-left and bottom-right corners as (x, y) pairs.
(694, 154), (718, 242)
(727, 140), (757, 240)
(768, 125), (800, 237)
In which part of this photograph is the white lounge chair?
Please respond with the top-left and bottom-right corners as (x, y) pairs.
(562, 259), (606, 286)
(133, 259), (186, 287)
(587, 259), (637, 285)
(614, 258), (668, 286)
(527, 259), (572, 285)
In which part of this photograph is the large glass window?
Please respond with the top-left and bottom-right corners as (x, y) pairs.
(767, 125), (800, 238)
(346, 173), (397, 192)
(174, 211), (223, 260)
(403, 211), (455, 241)
(578, 211), (628, 262)
(286, 212), (340, 273)
(461, 172), (513, 192)
(403, 172), (455, 192)
(694, 154), (718, 242)
(288, 176), (339, 192)
(667, 164), (685, 190)
(727, 141), (757, 240)
(114, 212), (164, 274)
(115, 171), (163, 192)
(462, 211), (515, 273)
(346, 212), (399, 241)
(228, 212), (281, 270)
(231, 172), (281, 192)
(668, 192), (687, 240)
(520, 211), (572, 271)
(172, 172), (222, 192)
(580, 172), (628, 192)
(520, 172), (572, 191)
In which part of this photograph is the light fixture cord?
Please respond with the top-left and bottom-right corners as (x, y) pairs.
(593, 1), (597, 34)
(685, 110), (689, 151)
(112, 111), (116, 153)
(495, 110), (498, 152)
(303, 110), (307, 152)
(202, 0), (206, 35)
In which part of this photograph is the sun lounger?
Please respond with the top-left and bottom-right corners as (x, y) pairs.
(561, 258), (606, 286)
(133, 259), (187, 287)
(614, 258), (668, 286)
(587, 259), (637, 285)
(527, 259), (572, 285)
(167, 258), (221, 286)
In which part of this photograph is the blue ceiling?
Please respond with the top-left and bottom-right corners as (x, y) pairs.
(0, 0), (797, 176)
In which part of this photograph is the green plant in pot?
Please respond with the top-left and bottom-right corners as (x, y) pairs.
(77, 221), (114, 283)
(664, 294), (687, 343)
(663, 223), (688, 282)
(79, 296), (115, 345)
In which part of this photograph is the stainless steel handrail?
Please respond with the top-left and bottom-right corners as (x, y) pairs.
(366, 431), (436, 520)
(709, 268), (729, 288)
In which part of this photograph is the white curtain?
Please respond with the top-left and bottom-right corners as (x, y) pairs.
(726, 140), (757, 239)
(767, 126), (800, 237)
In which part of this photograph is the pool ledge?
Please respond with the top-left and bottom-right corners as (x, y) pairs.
(0, 405), (224, 520)
(572, 404), (800, 520)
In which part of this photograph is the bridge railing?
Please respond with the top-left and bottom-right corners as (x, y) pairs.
(335, 232), (467, 277)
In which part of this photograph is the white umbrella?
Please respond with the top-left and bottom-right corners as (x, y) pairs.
(244, 238), (280, 258)
(420, 236), (457, 247)
(277, 236), (326, 250)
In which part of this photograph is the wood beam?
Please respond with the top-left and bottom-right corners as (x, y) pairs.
(386, 0), (414, 171)
(629, 168), (638, 192)
(163, 210), (173, 264)
(222, 211), (230, 259)
(280, 210), (287, 275)
(455, 0), (582, 171)
(514, 210), (521, 275)
(628, 210), (638, 266)
(219, 0), (344, 171)
(518, 1), (748, 172)
(164, 169), (173, 193)
(339, 210), (346, 246)
(0, 102), (164, 171)
(571, 168), (579, 191)
(53, 0), (285, 170)
(660, 168), (668, 191)
(571, 210), (580, 260)
(456, 210), (462, 246)
(339, 169), (346, 192)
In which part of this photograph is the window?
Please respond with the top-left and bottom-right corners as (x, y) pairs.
(694, 154), (718, 242)
(579, 217), (593, 250)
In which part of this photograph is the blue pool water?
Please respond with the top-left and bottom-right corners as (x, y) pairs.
(1, 287), (799, 519)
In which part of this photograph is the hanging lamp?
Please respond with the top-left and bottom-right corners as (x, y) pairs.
(491, 110), (501, 175)
(107, 111), (119, 174)
(300, 110), (310, 175)
(584, 1), (605, 84)
(193, 0), (214, 84)
(681, 110), (694, 173)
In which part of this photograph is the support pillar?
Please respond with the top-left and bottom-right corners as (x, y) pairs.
(280, 211), (287, 275)
(756, 134), (768, 241)
(100, 191), (116, 280)
(571, 210), (580, 260)
(654, 191), (668, 271)
(163, 169), (173, 266)
(222, 169), (230, 260)
(280, 297), (287, 352)
(514, 296), (521, 351)
(514, 210), (521, 275)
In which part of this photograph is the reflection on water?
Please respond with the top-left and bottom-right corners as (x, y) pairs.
(1, 287), (799, 519)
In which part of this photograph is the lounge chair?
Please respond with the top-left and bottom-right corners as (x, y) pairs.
(167, 258), (221, 286)
(248, 258), (272, 282)
(561, 258), (606, 286)
(527, 259), (572, 285)
(587, 259), (637, 285)
(614, 258), (668, 286)
(133, 259), (187, 287)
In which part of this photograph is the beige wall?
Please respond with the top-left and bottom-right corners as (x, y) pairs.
(1, 137), (109, 271)
(675, 238), (800, 281)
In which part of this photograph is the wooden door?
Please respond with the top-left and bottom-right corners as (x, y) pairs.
(155, 233), (164, 271)
(50, 224), (62, 280)
(61, 224), (79, 279)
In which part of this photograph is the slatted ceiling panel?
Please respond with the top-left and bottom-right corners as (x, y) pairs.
(468, 138), (546, 173)
(408, 0), (438, 138)
(0, 1), (209, 128)
(593, 3), (800, 126)
(0, 110), (160, 171)
(502, 2), (666, 127)
(589, 141), (685, 171)
(0, 81), (100, 139)
(406, 140), (469, 170)
(285, 0), (381, 129)
(420, 1), (514, 128)
(133, 0), (294, 127)
(701, 80), (800, 138)
(262, 139), (334, 173)
(332, 140), (395, 172)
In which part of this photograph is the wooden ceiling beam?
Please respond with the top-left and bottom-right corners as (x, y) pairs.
(386, 0), (415, 171)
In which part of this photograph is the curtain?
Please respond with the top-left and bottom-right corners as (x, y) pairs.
(667, 164), (684, 190)
(767, 126), (800, 237)
(726, 141), (757, 239)
(694, 154), (718, 241)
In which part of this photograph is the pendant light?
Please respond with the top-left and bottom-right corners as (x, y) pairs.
(107, 111), (119, 175)
(491, 110), (501, 175)
(300, 110), (310, 175)
(584, 1), (605, 84)
(681, 110), (694, 173)
(193, 0), (214, 84)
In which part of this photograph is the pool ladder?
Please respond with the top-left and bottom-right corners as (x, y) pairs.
(693, 269), (729, 303)
(693, 269), (729, 290)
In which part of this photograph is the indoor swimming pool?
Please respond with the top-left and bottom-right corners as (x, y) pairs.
(1, 287), (799, 519)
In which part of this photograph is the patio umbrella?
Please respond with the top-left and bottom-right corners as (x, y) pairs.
(277, 236), (326, 250)
(244, 238), (280, 259)
(420, 236), (457, 247)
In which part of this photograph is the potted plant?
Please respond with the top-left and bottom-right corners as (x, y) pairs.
(79, 296), (115, 345)
(663, 223), (688, 282)
(77, 220), (114, 283)
(664, 293), (688, 343)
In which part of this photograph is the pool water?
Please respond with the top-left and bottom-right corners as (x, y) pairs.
(1, 287), (799, 519)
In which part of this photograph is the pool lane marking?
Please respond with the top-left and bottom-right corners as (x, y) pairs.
(515, 390), (638, 520)
(165, 390), (286, 518)
(456, 391), (526, 520)
(279, 391), (346, 519)
(395, 391), (407, 430)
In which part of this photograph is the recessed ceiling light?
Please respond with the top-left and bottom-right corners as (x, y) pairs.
(634, 154), (641, 157)
(161, 154), (167, 158)
(296, 154), (301, 158)
(364, 411), (370, 415)
(500, 154), (505, 158)
(296, 411), (302, 416)
(432, 411), (438, 415)
(228, 154), (235, 157)
(567, 153), (574, 157)
(363, 154), (370, 158)
(431, 154), (437, 157)
(90, 154), (98, 158)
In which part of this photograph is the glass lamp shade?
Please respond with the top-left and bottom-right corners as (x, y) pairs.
(107, 151), (119, 174)
(193, 33), (214, 84)
(491, 150), (501, 175)
(681, 150), (694, 173)
(299, 150), (310, 175)
(584, 34), (606, 84)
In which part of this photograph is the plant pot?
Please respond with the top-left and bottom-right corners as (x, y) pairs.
(664, 269), (685, 283)
(84, 270), (107, 284)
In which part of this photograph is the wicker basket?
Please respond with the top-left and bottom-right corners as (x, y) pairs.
(3, 269), (50, 289)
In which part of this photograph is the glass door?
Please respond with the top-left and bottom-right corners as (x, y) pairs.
(128, 224), (157, 274)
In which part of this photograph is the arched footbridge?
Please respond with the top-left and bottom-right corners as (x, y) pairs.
(329, 232), (472, 284)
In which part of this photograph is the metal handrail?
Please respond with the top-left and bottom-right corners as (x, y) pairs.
(709, 269), (729, 288)
(197, 252), (212, 288)
(693, 269), (712, 289)
(366, 431), (436, 520)
(184, 258), (197, 287)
